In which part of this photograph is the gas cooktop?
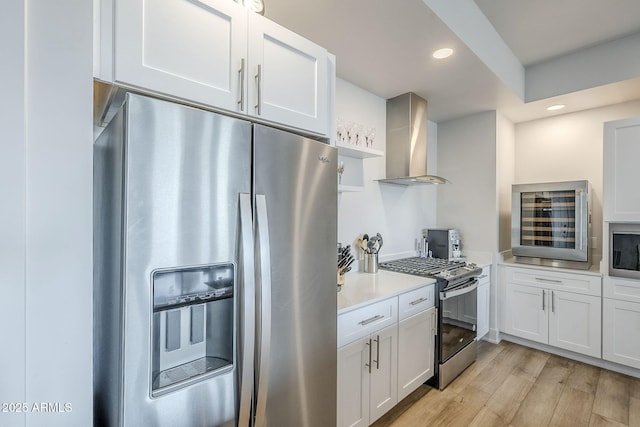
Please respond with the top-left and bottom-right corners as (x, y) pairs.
(378, 257), (481, 281)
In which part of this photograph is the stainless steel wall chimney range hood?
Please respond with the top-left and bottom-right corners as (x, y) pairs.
(378, 92), (448, 185)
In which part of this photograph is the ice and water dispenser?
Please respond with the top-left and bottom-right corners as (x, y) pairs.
(151, 263), (235, 396)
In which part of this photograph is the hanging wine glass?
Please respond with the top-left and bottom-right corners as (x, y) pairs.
(354, 124), (364, 145)
(345, 121), (355, 144)
(336, 117), (345, 143)
(366, 128), (376, 147)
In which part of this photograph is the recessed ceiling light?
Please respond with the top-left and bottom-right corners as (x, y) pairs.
(432, 48), (454, 59)
(546, 104), (565, 111)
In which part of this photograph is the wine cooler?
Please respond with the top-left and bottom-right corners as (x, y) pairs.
(511, 180), (591, 269)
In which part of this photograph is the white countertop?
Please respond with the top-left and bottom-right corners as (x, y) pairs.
(499, 256), (603, 277)
(337, 270), (436, 314)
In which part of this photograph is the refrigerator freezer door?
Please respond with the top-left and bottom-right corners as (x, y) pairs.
(121, 94), (251, 426)
(253, 125), (338, 427)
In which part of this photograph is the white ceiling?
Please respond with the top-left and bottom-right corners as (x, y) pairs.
(475, 0), (640, 66)
(263, 0), (640, 123)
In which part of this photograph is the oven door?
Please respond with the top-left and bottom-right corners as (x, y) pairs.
(440, 278), (477, 362)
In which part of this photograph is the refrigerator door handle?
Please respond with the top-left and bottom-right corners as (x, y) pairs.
(238, 193), (256, 427)
(254, 194), (272, 427)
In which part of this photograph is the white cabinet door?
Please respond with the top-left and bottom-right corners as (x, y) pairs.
(337, 338), (370, 427)
(369, 324), (398, 424)
(504, 284), (548, 344)
(548, 290), (601, 358)
(603, 298), (640, 369)
(604, 117), (640, 221)
(115, 0), (248, 113)
(397, 308), (434, 401)
(247, 13), (328, 135)
(477, 282), (490, 339)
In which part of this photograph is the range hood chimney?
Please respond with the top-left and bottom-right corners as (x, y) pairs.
(378, 92), (448, 185)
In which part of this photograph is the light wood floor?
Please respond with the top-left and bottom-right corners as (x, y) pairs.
(372, 340), (640, 427)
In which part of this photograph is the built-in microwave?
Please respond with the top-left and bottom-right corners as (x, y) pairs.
(511, 180), (591, 269)
(609, 223), (640, 279)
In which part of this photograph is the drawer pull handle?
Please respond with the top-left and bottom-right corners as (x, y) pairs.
(536, 277), (562, 284)
(358, 314), (384, 326)
(410, 297), (427, 306)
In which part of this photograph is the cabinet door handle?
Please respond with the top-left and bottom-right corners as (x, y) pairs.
(255, 64), (262, 115)
(542, 289), (545, 311)
(373, 335), (380, 370)
(358, 314), (384, 326)
(365, 339), (372, 373)
(409, 297), (427, 306)
(551, 290), (555, 313)
(237, 58), (245, 111)
(536, 277), (562, 284)
(434, 308), (438, 335)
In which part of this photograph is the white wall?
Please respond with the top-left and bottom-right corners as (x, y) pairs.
(437, 111), (498, 254)
(1, 2), (26, 426)
(336, 79), (437, 263)
(496, 112), (515, 252)
(514, 100), (640, 265)
(0, 1), (94, 426)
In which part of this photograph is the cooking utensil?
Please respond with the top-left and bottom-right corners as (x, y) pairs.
(357, 237), (368, 253)
(338, 254), (354, 269)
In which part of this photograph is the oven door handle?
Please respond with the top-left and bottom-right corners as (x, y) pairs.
(440, 279), (478, 300)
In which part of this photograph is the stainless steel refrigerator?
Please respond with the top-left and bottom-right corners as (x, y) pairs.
(93, 93), (337, 426)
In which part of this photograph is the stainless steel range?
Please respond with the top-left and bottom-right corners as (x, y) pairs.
(379, 257), (482, 390)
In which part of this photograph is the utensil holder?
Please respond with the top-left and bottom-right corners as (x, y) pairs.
(364, 253), (378, 274)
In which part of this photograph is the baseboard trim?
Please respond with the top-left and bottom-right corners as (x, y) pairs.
(500, 333), (640, 379)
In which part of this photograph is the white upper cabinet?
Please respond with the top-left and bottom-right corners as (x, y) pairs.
(113, 0), (247, 113)
(99, 0), (329, 135)
(604, 117), (640, 221)
(247, 13), (328, 135)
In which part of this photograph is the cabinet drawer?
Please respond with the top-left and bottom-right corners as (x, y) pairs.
(338, 297), (397, 348)
(604, 275), (640, 303)
(478, 266), (490, 286)
(506, 266), (601, 296)
(398, 285), (434, 321)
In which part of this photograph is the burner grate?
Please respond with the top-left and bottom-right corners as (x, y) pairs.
(378, 257), (465, 277)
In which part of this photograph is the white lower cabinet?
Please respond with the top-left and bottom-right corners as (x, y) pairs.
(337, 284), (435, 427)
(337, 324), (397, 427)
(502, 266), (601, 358)
(337, 337), (369, 427)
(397, 307), (435, 401)
(548, 290), (601, 357)
(476, 266), (491, 339)
(603, 298), (640, 369)
(504, 284), (549, 344)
